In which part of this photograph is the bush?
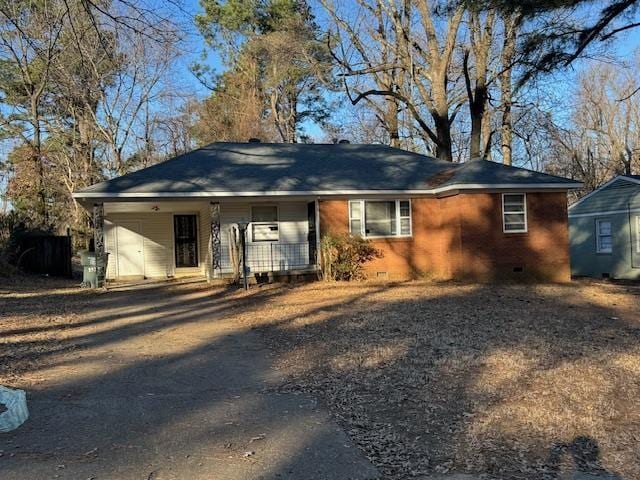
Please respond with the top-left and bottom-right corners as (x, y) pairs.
(320, 233), (382, 281)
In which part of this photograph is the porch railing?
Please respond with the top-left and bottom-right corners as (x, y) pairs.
(246, 242), (311, 272)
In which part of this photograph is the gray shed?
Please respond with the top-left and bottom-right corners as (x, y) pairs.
(569, 175), (640, 279)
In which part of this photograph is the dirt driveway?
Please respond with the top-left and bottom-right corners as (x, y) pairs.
(0, 279), (378, 480)
(1, 277), (640, 480)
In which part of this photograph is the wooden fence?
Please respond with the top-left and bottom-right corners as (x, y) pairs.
(19, 235), (72, 278)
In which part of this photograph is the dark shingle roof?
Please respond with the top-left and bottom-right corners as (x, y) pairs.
(75, 142), (581, 197)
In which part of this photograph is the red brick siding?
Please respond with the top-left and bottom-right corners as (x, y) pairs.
(318, 192), (570, 282)
(454, 192), (570, 281)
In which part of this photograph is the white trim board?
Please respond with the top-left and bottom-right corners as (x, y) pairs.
(569, 207), (640, 218)
(74, 182), (582, 200)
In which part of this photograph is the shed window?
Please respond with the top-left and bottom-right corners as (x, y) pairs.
(348, 200), (412, 238)
(251, 205), (279, 242)
(502, 193), (527, 233)
(596, 219), (612, 253)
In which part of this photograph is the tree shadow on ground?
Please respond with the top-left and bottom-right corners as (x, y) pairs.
(0, 279), (638, 479)
(546, 436), (622, 480)
(0, 280), (386, 479)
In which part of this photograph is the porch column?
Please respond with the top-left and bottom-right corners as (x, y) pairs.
(210, 201), (221, 277)
(93, 203), (105, 285)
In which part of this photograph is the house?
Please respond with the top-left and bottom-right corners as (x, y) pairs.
(568, 175), (640, 280)
(72, 142), (581, 283)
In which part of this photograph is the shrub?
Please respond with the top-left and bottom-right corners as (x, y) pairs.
(320, 233), (382, 281)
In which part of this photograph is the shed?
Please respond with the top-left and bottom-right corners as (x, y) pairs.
(568, 175), (640, 279)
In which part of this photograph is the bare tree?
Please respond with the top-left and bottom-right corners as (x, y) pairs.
(83, 20), (180, 174)
(498, 10), (522, 165)
(463, 8), (496, 159)
(324, 0), (465, 161)
(543, 61), (640, 196)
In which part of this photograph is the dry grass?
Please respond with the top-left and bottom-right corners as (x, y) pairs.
(0, 276), (94, 384)
(238, 280), (640, 479)
(2, 276), (640, 479)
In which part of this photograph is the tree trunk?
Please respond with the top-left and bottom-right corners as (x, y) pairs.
(30, 97), (47, 228)
(386, 96), (401, 147)
(500, 12), (521, 166)
(434, 113), (453, 162)
(432, 67), (454, 162)
(623, 148), (632, 175)
(501, 96), (513, 166)
(469, 96), (485, 159)
(466, 10), (495, 161)
(481, 106), (492, 159)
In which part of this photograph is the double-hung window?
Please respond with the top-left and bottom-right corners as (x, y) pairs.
(502, 193), (527, 233)
(349, 200), (411, 238)
(595, 219), (612, 253)
(251, 205), (279, 242)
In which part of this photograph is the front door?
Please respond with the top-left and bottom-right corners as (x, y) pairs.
(174, 215), (199, 268)
(116, 222), (144, 277)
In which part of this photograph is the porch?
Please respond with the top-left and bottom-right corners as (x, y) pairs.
(93, 199), (319, 282)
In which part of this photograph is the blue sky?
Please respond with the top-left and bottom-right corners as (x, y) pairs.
(170, 0), (640, 138)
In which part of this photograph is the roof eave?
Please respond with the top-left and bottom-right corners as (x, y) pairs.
(72, 182), (583, 200)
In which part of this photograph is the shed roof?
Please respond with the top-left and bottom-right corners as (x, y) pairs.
(569, 175), (640, 216)
(75, 142), (581, 199)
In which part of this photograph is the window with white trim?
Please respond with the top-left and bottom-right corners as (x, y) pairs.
(502, 193), (527, 233)
(348, 200), (411, 237)
(595, 219), (612, 253)
(251, 205), (279, 242)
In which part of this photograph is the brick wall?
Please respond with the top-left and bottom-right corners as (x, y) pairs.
(318, 192), (570, 282)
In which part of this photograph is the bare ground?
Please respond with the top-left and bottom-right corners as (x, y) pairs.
(1, 276), (640, 479)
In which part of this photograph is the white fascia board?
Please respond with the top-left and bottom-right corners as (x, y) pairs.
(72, 182), (582, 200)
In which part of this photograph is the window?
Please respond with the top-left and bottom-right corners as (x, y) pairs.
(596, 219), (612, 253)
(251, 205), (279, 242)
(349, 201), (362, 235)
(348, 200), (411, 238)
(636, 216), (640, 254)
(174, 215), (198, 267)
(502, 193), (527, 233)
